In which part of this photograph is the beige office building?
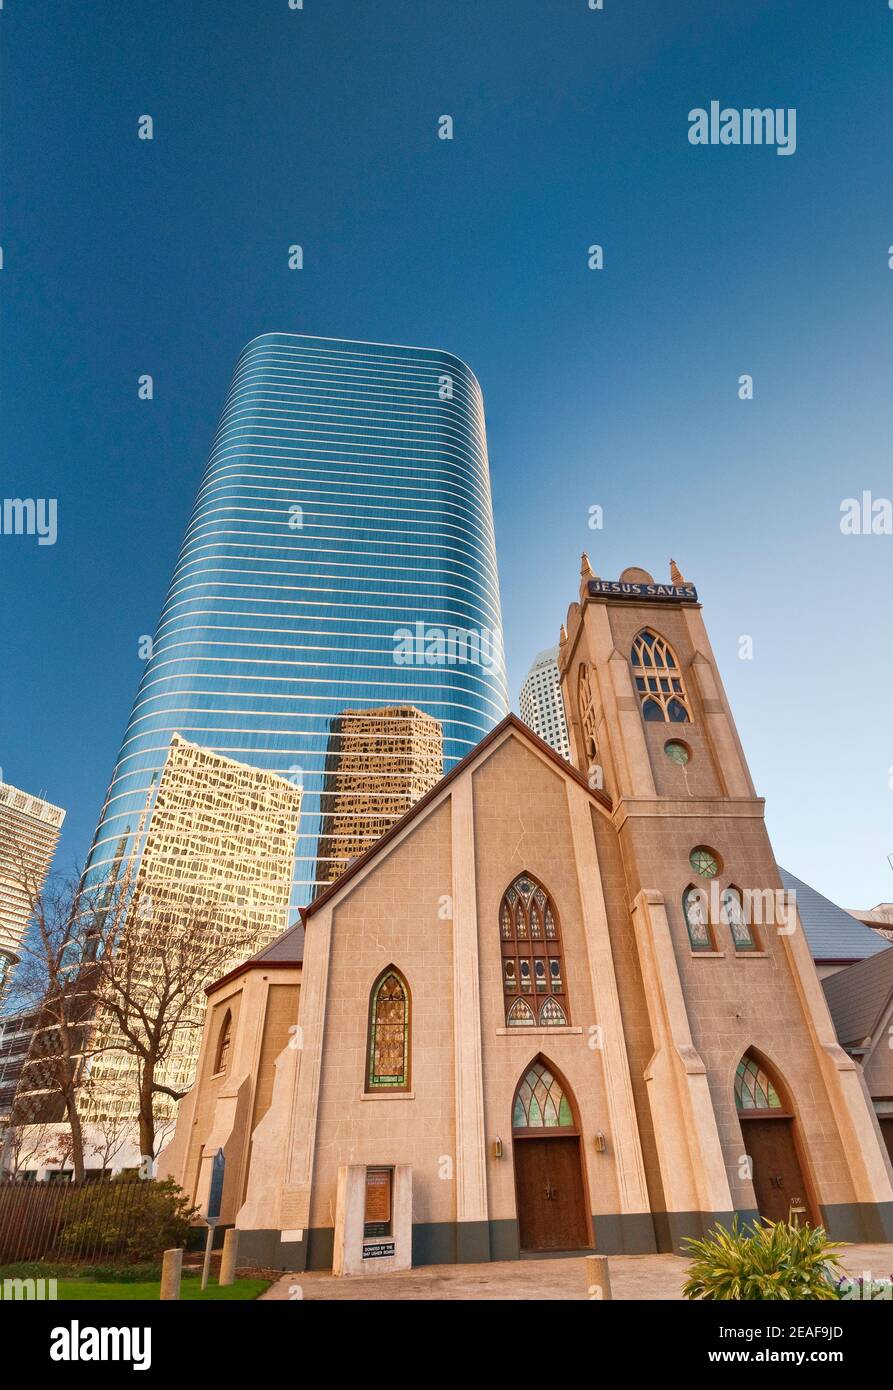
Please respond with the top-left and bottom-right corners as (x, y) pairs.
(0, 782), (65, 995)
(83, 734), (302, 1132)
(317, 706), (443, 885)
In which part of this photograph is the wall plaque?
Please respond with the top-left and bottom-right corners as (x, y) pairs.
(364, 1167), (392, 1237)
(362, 1241), (396, 1260)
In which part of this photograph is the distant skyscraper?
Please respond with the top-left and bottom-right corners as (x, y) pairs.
(82, 333), (508, 905)
(83, 734), (302, 1128)
(519, 647), (571, 760)
(0, 783), (65, 996)
(318, 706), (443, 885)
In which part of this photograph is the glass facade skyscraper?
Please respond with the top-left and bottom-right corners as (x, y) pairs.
(84, 333), (508, 903)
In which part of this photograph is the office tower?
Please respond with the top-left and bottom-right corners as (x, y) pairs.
(318, 705), (443, 885)
(81, 333), (508, 908)
(0, 783), (65, 996)
(82, 734), (302, 1128)
(519, 646), (571, 761)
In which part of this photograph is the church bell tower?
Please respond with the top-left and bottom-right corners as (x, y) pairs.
(556, 554), (893, 1250)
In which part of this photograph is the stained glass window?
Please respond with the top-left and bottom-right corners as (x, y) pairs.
(681, 884), (717, 950)
(722, 887), (756, 951)
(366, 968), (410, 1091)
(507, 997), (535, 1026)
(683, 885), (713, 951)
(539, 997), (568, 1026)
(512, 1061), (575, 1129)
(631, 630), (691, 723)
(499, 874), (570, 1026)
(689, 846), (720, 878)
(735, 1054), (783, 1111)
(214, 1010), (232, 1075)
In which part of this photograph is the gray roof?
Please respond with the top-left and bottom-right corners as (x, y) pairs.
(248, 920), (304, 966)
(779, 868), (893, 963)
(822, 948), (893, 1048)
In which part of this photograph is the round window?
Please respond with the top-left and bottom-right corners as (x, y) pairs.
(689, 845), (720, 878)
(664, 740), (690, 766)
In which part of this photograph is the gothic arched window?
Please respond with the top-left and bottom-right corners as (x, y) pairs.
(683, 884), (714, 952)
(735, 1052), (783, 1112)
(366, 967), (411, 1092)
(721, 885), (757, 951)
(512, 1060), (577, 1130)
(630, 629), (691, 723)
(577, 664), (599, 763)
(500, 874), (569, 1027)
(213, 1010), (232, 1075)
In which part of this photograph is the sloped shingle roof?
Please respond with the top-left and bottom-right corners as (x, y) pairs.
(822, 948), (893, 1048)
(249, 921), (305, 966)
(779, 868), (893, 964)
(205, 920), (304, 995)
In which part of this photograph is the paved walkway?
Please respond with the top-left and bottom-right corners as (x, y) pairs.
(260, 1242), (893, 1301)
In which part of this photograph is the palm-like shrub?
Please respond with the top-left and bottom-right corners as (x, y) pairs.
(683, 1216), (847, 1300)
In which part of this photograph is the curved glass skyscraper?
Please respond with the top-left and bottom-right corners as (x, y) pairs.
(84, 333), (508, 902)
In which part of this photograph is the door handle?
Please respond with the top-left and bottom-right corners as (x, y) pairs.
(544, 1184), (557, 1201)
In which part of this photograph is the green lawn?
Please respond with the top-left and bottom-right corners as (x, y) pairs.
(57, 1277), (271, 1301)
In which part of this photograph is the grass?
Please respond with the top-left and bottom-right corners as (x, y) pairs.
(56, 1276), (271, 1301)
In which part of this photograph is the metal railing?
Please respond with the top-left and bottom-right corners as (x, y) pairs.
(0, 1175), (157, 1264)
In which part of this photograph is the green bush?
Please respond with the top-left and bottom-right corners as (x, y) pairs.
(56, 1177), (197, 1263)
(683, 1216), (847, 1300)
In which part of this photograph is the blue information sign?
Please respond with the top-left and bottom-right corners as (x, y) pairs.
(207, 1148), (226, 1222)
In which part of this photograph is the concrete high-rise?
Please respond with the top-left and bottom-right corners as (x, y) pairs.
(519, 646), (571, 761)
(82, 334), (508, 905)
(83, 734), (302, 1129)
(0, 783), (65, 996)
(318, 705), (443, 885)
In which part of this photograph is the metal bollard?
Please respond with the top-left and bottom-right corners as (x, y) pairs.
(585, 1254), (612, 1300)
(219, 1227), (240, 1287)
(160, 1247), (183, 1301)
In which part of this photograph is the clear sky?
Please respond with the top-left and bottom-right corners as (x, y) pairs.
(1, 0), (891, 908)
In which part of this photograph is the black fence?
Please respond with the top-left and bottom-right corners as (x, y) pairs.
(0, 1176), (159, 1264)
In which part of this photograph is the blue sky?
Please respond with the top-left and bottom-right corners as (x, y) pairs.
(1, 0), (891, 907)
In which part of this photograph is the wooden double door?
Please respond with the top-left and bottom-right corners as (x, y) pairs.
(741, 1116), (814, 1225)
(514, 1135), (591, 1252)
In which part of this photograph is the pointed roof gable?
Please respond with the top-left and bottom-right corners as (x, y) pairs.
(299, 713), (611, 925)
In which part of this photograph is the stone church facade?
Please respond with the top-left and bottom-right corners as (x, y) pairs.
(161, 561), (893, 1269)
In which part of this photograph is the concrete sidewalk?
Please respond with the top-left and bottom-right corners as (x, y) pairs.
(259, 1242), (893, 1301)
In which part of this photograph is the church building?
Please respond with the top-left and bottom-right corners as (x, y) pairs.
(160, 560), (893, 1270)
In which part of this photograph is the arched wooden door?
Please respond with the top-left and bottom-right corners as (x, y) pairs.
(511, 1059), (591, 1252)
(735, 1051), (816, 1225)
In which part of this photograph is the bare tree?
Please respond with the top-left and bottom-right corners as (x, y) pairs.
(87, 1104), (133, 1175)
(87, 896), (253, 1160)
(5, 865), (102, 1183)
(6, 850), (255, 1174)
(0, 1118), (55, 1177)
